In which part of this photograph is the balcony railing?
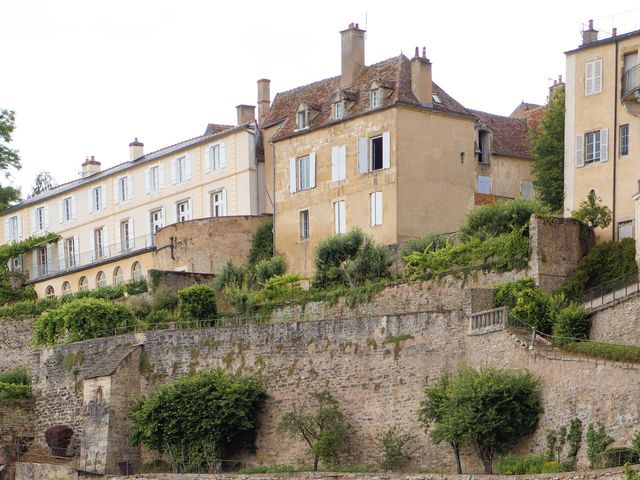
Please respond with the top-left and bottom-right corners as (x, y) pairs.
(25, 234), (155, 282)
(621, 64), (640, 102)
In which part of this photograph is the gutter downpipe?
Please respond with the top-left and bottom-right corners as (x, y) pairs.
(613, 40), (619, 241)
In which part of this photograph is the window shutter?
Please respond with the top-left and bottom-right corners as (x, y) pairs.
(382, 132), (391, 169)
(115, 223), (121, 254)
(222, 189), (228, 216)
(600, 128), (608, 162)
(43, 206), (49, 230)
(376, 192), (383, 225)
(88, 189), (94, 213)
(4, 218), (9, 242)
(594, 59), (602, 94)
(371, 193), (376, 226)
(58, 200), (64, 223)
(309, 152), (316, 188)
(575, 134), (584, 167)
(89, 232), (95, 261)
(73, 235), (80, 266)
(103, 227), (110, 257)
(145, 210), (151, 237)
(31, 250), (37, 277)
(358, 137), (368, 174)
(219, 142), (226, 169)
(144, 169), (150, 194)
(331, 146), (339, 182)
(127, 175), (133, 200)
(100, 186), (106, 210)
(45, 244), (52, 273)
(17, 214), (23, 239)
(113, 179), (120, 204)
(160, 207), (166, 228)
(340, 145), (347, 180)
(185, 155), (192, 180)
(171, 159), (177, 184)
(585, 62), (594, 95)
(204, 146), (211, 174)
(187, 199), (192, 220)
(159, 164), (165, 189)
(289, 158), (297, 193)
(58, 240), (65, 270)
(31, 210), (36, 235)
(129, 219), (135, 248)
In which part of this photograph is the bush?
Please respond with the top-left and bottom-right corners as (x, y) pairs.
(260, 274), (304, 302)
(572, 190), (612, 229)
(379, 426), (415, 471)
(214, 261), (246, 292)
(128, 297), (152, 321)
(151, 287), (179, 312)
(494, 278), (537, 309)
(312, 229), (391, 289)
(126, 278), (148, 295)
(594, 447), (640, 468)
(496, 453), (567, 474)
(45, 425), (74, 457)
(461, 199), (548, 240)
(248, 219), (273, 266)
(255, 256), (287, 283)
(146, 309), (175, 329)
(511, 285), (553, 333)
(552, 304), (591, 346)
(0, 383), (31, 400)
(0, 367), (29, 385)
(178, 284), (217, 322)
(586, 422), (614, 467)
(86, 285), (126, 300)
(33, 298), (137, 345)
(223, 284), (261, 316)
(563, 342), (640, 363)
(398, 233), (448, 259)
(0, 298), (60, 319)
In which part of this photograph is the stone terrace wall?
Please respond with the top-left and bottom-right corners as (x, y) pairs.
(590, 292), (640, 345)
(0, 318), (36, 373)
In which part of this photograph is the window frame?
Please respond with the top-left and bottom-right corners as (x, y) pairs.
(62, 196), (73, 222)
(78, 276), (89, 292)
(620, 124), (629, 156)
(618, 220), (634, 240)
(370, 89), (382, 108)
(149, 165), (160, 192)
(96, 271), (107, 288)
(585, 130), (601, 165)
(35, 206), (46, 231)
(370, 135), (384, 171)
(94, 227), (105, 259)
(150, 209), (164, 234)
(120, 220), (131, 251)
(176, 199), (191, 222)
(333, 101), (344, 120)
(8, 215), (18, 241)
(118, 176), (128, 203)
(113, 266), (124, 286)
(131, 261), (142, 281)
(176, 155), (187, 183)
(299, 209), (310, 241)
(92, 185), (103, 211)
(297, 155), (312, 191)
(65, 237), (77, 268)
(584, 58), (603, 96)
(61, 281), (72, 296)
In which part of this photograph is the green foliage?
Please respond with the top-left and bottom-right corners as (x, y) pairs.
(552, 304), (591, 346)
(530, 85), (565, 211)
(312, 229), (391, 289)
(0, 109), (22, 212)
(151, 287), (179, 312)
(278, 390), (349, 471)
(260, 274), (304, 302)
(248, 219), (273, 266)
(0, 367), (31, 400)
(572, 191), (612, 229)
(0, 367), (28, 385)
(625, 464), (640, 480)
(238, 465), (300, 474)
(214, 260), (247, 292)
(398, 233), (448, 260)
(418, 366), (542, 474)
(0, 232), (60, 271)
(223, 284), (261, 317)
(567, 417), (583, 460)
(126, 278), (148, 295)
(0, 280), (37, 306)
(130, 369), (265, 472)
(511, 283), (553, 333)
(29, 171), (55, 198)
(255, 256), (287, 284)
(633, 431), (640, 457)
(404, 227), (529, 280)
(178, 284), (217, 322)
(146, 309), (174, 329)
(496, 454), (567, 475)
(563, 341), (640, 363)
(33, 298), (137, 345)
(82, 285), (126, 300)
(128, 297), (152, 321)
(494, 278), (537, 309)
(0, 298), (59, 318)
(593, 447), (639, 468)
(460, 199), (548, 240)
(586, 422), (614, 467)
(379, 426), (415, 472)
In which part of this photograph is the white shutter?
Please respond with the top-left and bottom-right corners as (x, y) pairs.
(600, 128), (608, 162)
(358, 137), (368, 174)
(185, 155), (192, 180)
(113, 179), (120, 204)
(31, 250), (37, 278)
(73, 235), (80, 266)
(575, 135), (584, 167)
(31, 210), (36, 234)
(129, 219), (135, 248)
(331, 146), (339, 182)
(187, 199), (192, 220)
(3, 218), (9, 242)
(371, 193), (376, 226)
(58, 241), (65, 270)
(16, 213), (23, 239)
(219, 142), (226, 169)
(88, 188), (94, 213)
(159, 164), (165, 189)
(144, 169), (150, 194)
(71, 196), (77, 219)
(171, 159), (177, 184)
(45, 244), (52, 273)
(376, 192), (383, 225)
(43, 206), (49, 230)
(58, 200), (64, 224)
(115, 222), (121, 254)
(89, 232), (95, 261)
(309, 152), (316, 188)
(339, 145), (346, 180)
(100, 185), (106, 210)
(145, 210), (151, 236)
(594, 59), (602, 94)
(585, 62), (594, 95)
(160, 207), (166, 228)
(204, 147), (211, 174)
(103, 227), (110, 257)
(222, 189), (228, 216)
(127, 175), (133, 200)
(289, 158), (297, 193)
(382, 132), (391, 169)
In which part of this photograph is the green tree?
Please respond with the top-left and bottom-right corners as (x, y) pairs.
(278, 390), (349, 471)
(530, 85), (565, 211)
(420, 366), (542, 474)
(29, 170), (56, 197)
(248, 219), (274, 266)
(130, 369), (265, 472)
(0, 109), (22, 211)
(379, 426), (416, 472)
(586, 422), (614, 467)
(572, 190), (612, 230)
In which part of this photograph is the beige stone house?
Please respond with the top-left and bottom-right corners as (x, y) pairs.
(564, 21), (640, 244)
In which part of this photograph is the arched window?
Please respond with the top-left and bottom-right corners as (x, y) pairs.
(79, 276), (89, 291)
(61, 281), (72, 296)
(113, 267), (123, 286)
(45, 285), (55, 299)
(131, 261), (142, 281)
(96, 271), (106, 288)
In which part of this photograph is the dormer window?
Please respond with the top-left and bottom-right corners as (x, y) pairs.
(333, 101), (345, 120)
(296, 104), (310, 129)
(432, 93), (442, 104)
(370, 89), (382, 108)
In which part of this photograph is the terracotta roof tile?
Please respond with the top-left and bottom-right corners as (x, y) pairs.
(470, 109), (533, 160)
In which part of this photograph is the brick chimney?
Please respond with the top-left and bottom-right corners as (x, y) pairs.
(236, 104), (256, 125)
(582, 19), (598, 45)
(81, 156), (101, 178)
(257, 79), (271, 125)
(340, 23), (366, 89)
(411, 46), (433, 105)
(129, 138), (144, 161)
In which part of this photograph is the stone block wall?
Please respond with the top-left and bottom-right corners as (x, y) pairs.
(0, 318), (36, 373)
(589, 293), (640, 345)
(150, 271), (215, 293)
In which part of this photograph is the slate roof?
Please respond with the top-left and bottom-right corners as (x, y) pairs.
(263, 54), (474, 141)
(470, 109), (534, 160)
(83, 344), (141, 379)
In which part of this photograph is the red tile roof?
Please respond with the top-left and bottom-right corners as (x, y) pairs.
(470, 109), (533, 160)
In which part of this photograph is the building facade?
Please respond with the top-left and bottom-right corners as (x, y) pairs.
(564, 21), (640, 245)
(1, 109), (265, 298)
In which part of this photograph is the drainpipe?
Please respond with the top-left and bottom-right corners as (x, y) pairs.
(270, 141), (276, 257)
(613, 40), (619, 241)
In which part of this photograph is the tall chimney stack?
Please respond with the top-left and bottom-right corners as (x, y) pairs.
(81, 156), (101, 178)
(257, 79), (271, 125)
(411, 46), (433, 105)
(582, 19), (599, 45)
(129, 138), (144, 161)
(340, 23), (366, 89)
(236, 104), (256, 125)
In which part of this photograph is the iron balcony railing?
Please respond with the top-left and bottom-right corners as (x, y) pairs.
(582, 271), (640, 310)
(621, 64), (640, 102)
(26, 233), (155, 282)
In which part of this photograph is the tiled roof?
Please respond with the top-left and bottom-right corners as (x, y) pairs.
(470, 109), (533, 160)
(263, 55), (473, 141)
(509, 102), (542, 119)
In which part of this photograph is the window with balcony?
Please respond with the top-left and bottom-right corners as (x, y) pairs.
(94, 228), (105, 259)
(37, 246), (48, 276)
(65, 237), (77, 268)
(120, 220), (131, 251)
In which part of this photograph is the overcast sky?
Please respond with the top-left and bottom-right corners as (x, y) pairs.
(2, 0), (640, 195)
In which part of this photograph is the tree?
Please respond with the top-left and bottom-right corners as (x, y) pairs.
(379, 426), (416, 472)
(572, 190), (612, 229)
(0, 109), (22, 211)
(30, 171), (56, 197)
(419, 366), (542, 474)
(530, 85), (565, 211)
(130, 369), (265, 472)
(248, 219), (274, 266)
(278, 390), (349, 471)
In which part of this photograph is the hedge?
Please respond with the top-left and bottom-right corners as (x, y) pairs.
(563, 342), (640, 363)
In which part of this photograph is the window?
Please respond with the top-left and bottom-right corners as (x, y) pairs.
(333, 101), (344, 120)
(206, 143), (226, 172)
(299, 210), (310, 240)
(90, 185), (104, 212)
(150, 209), (164, 234)
(370, 89), (382, 108)
(334, 200), (346, 234)
(296, 110), (309, 129)
(210, 189), (227, 217)
(78, 276), (89, 292)
(370, 192), (383, 226)
(65, 237), (77, 268)
(620, 124), (629, 156)
(131, 261), (142, 281)
(618, 220), (634, 240)
(358, 132), (390, 174)
(37, 246), (48, 276)
(146, 165), (162, 193)
(113, 267), (123, 285)
(96, 271), (106, 288)
(9, 255), (22, 272)
(584, 59), (602, 95)
(62, 196), (74, 222)
(370, 136), (384, 171)
(6, 215), (20, 241)
(298, 155), (311, 190)
(35, 206), (46, 231)
(116, 175), (132, 203)
(477, 130), (490, 164)
(432, 93), (442, 104)
(172, 155), (191, 184)
(331, 145), (347, 182)
(576, 129), (608, 167)
(477, 175), (492, 194)
(289, 154), (316, 193)
(521, 180), (534, 199)
(94, 228), (105, 259)
(585, 131), (601, 164)
(120, 220), (131, 251)
(177, 200), (191, 222)
(62, 282), (72, 296)
(45, 285), (55, 299)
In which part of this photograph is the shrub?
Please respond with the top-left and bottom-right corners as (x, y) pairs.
(633, 431), (640, 457)
(398, 233), (448, 259)
(625, 464), (640, 480)
(260, 274), (304, 302)
(214, 260), (246, 292)
(126, 278), (148, 295)
(572, 190), (612, 229)
(563, 342), (640, 363)
(44, 425), (74, 457)
(178, 284), (217, 322)
(379, 426), (415, 471)
(496, 453), (567, 475)
(0, 383), (31, 400)
(255, 256), (286, 283)
(146, 309), (175, 329)
(248, 219), (273, 266)
(460, 199), (548, 240)
(586, 422), (614, 467)
(86, 285), (126, 300)
(223, 284), (261, 316)
(0, 298), (60, 319)
(552, 304), (591, 346)
(594, 447), (640, 468)
(511, 285), (553, 333)
(0, 367), (29, 385)
(494, 278), (537, 309)
(151, 287), (179, 312)
(33, 298), (137, 345)
(128, 297), (152, 321)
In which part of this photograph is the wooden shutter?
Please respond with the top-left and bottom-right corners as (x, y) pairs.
(331, 146), (339, 182)
(575, 134), (584, 167)
(358, 137), (368, 174)
(382, 132), (391, 169)
(89, 232), (95, 261)
(144, 169), (150, 193)
(113, 179), (120, 204)
(71, 196), (77, 219)
(339, 145), (347, 180)
(103, 227), (110, 257)
(585, 62), (594, 95)
(600, 128), (608, 162)
(88, 188), (94, 213)
(127, 175), (133, 200)
(58, 200), (64, 223)
(221, 189), (228, 216)
(158, 164), (165, 189)
(185, 155), (192, 180)
(594, 59), (602, 94)
(129, 220), (135, 248)
(309, 152), (316, 188)
(73, 235), (80, 266)
(289, 158), (297, 193)
(220, 142), (226, 169)
(43, 206), (49, 230)
(58, 240), (65, 270)
(4, 218), (9, 242)
(171, 159), (177, 184)
(204, 146), (211, 174)
(16, 213), (22, 239)
(115, 222), (121, 254)
(100, 186), (106, 211)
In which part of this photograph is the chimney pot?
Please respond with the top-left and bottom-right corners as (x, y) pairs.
(582, 20), (598, 44)
(81, 155), (101, 177)
(129, 137), (144, 161)
(589, 19), (593, 30)
(355, 23), (358, 28)
(612, 27), (617, 36)
(422, 47), (426, 59)
(414, 46), (419, 59)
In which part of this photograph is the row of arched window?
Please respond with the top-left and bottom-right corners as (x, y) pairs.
(44, 261), (142, 299)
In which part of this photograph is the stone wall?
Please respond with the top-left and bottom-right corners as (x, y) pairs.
(151, 271), (215, 293)
(154, 215), (271, 274)
(15, 462), (79, 480)
(0, 400), (34, 444)
(589, 292), (640, 345)
(528, 214), (594, 293)
(0, 318), (36, 373)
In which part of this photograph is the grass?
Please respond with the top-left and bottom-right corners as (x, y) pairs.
(563, 341), (640, 363)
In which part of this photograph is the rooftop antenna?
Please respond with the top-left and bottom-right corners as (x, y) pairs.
(365, 12), (368, 39)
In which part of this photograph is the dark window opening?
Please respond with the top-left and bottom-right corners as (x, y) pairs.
(620, 124), (629, 156)
(371, 136), (384, 170)
(477, 130), (490, 164)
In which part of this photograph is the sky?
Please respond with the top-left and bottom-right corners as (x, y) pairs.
(2, 0), (640, 195)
